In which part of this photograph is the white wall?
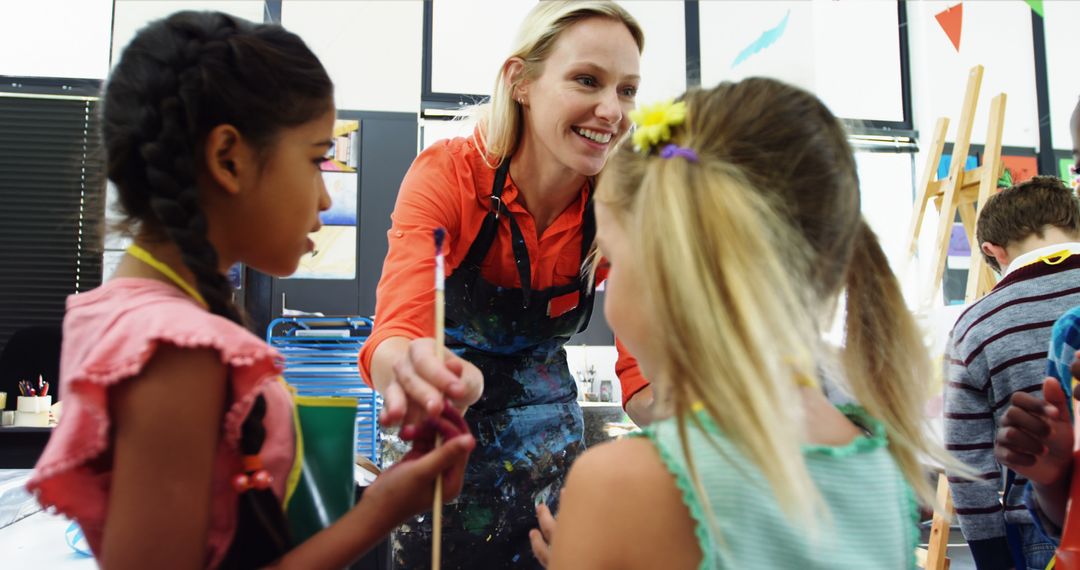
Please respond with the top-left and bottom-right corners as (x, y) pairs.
(104, 1), (267, 273)
(420, 0), (685, 151)
(1044, 0), (1080, 150)
(421, 116), (478, 150)
(430, 0), (533, 96)
(4, 0), (421, 115)
(282, 0), (423, 114)
(428, 0), (685, 104)
(857, 152), (916, 272)
(2, 1), (1061, 144)
(10, 0), (1076, 322)
(0, 0), (112, 79)
(619, 1), (686, 104)
(111, 1), (265, 64)
(907, 0), (1039, 149)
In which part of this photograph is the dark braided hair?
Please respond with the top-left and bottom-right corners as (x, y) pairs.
(221, 395), (290, 568)
(105, 10), (333, 320)
(104, 11), (333, 565)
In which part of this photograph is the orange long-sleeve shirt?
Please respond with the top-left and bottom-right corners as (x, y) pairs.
(358, 133), (648, 408)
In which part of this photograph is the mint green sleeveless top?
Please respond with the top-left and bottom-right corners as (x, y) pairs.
(637, 405), (919, 569)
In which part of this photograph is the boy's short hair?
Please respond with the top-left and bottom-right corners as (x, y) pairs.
(977, 175), (1080, 272)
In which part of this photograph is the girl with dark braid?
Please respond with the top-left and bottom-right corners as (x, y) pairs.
(27, 11), (474, 569)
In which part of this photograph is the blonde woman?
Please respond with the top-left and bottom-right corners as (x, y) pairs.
(356, 2), (650, 567)
(542, 80), (956, 568)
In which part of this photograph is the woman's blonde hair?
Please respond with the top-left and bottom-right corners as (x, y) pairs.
(474, 1), (644, 168)
(597, 78), (957, 522)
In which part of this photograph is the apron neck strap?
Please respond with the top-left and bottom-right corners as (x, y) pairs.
(462, 159), (597, 310)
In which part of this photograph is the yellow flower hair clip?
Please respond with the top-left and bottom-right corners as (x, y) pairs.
(629, 99), (688, 154)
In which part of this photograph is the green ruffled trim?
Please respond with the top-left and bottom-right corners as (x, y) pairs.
(635, 404), (895, 570)
(800, 404), (890, 456)
(904, 480), (920, 570)
(688, 403), (889, 457)
(632, 428), (717, 570)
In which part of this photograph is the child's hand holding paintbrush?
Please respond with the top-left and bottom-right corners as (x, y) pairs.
(365, 402), (473, 525)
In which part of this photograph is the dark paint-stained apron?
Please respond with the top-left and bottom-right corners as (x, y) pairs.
(391, 159), (595, 569)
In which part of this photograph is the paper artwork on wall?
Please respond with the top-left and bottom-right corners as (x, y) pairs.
(1025, 0), (1044, 18)
(1060, 157), (1079, 190)
(731, 9), (790, 68)
(321, 120), (360, 173)
(288, 226), (356, 280)
(937, 153), (978, 181)
(320, 171), (358, 226)
(935, 3), (963, 52)
(947, 223), (971, 257)
(1000, 155), (1037, 186)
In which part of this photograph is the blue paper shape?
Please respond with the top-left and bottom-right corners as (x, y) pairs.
(732, 10), (791, 68)
(937, 153), (979, 181)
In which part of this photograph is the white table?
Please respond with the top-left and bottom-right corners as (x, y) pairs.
(0, 510), (96, 569)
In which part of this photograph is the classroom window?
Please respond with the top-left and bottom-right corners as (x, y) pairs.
(0, 92), (105, 351)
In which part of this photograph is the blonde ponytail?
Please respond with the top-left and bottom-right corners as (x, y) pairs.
(841, 222), (957, 505)
(601, 78), (967, 529)
(602, 148), (825, 524)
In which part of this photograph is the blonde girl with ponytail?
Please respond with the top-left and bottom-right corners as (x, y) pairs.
(540, 79), (956, 569)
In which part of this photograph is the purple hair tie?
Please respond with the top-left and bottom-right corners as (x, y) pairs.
(659, 143), (698, 163)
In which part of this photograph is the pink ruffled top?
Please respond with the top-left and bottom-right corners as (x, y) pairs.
(27, 278), (296, 568)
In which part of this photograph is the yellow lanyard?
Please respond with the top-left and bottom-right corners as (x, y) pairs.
(1034, 249), (1073, 266)
(1015, 249), (1075, 272)
(126, 244), (208, 307)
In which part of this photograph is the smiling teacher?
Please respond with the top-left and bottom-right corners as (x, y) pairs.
(357, 2), (652, 568)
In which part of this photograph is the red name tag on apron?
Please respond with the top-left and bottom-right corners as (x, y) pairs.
(547, 291), (580, 318)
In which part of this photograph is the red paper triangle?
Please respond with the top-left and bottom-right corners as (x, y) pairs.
(935, 3), (963, 52)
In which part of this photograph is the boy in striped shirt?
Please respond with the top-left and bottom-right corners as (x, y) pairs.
(945, 176), (1080, 569)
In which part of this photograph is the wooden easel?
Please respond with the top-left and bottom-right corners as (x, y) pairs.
(906, 65), (1008, 569)
(916, 473), (954, 570)
(905, 64), (1007, 305)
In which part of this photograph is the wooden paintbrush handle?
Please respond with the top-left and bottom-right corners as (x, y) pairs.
(432, 288), (445, 570)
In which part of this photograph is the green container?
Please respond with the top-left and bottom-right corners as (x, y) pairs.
(285, 395), (357, 544)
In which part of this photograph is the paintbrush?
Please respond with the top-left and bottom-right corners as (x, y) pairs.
(432, 227), (446, 570)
